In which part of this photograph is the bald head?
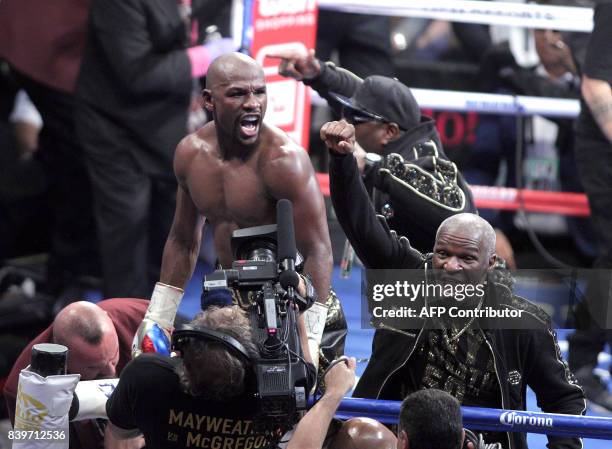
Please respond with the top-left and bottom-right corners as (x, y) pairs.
(52, 301), (120, 379)
(329, 417), (397, 449)
(206, 52), (264, 90)
(437, 213), (496, 257)
(53, 301), (112, 346)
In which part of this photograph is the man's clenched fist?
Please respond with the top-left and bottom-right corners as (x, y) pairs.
(320, 120), (355, 155)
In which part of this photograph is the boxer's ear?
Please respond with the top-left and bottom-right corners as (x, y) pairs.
(202, 89), (214, 112)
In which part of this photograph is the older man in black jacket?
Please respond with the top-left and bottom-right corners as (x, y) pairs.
(320, 119), (586, 449)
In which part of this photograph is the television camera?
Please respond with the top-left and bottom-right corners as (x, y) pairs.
(177, 199), (315, 437)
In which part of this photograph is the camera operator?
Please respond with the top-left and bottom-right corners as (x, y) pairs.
(106, 304), (391, 449)
(106, 305), (305, 448)
(288, 388), (474, 449)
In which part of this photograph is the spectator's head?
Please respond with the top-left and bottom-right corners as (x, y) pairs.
(433, 213), (497, 285)
(398, 389), (464, 449)
(177, 305), (259, 400)
(204, 53), (267, 149)
(52, 301), (120, 380)
(328, 417), (397, 449)
(330, 76), (420, 153)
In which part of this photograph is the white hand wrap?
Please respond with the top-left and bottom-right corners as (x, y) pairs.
(145, 282), (184, 329)
(303, 302), (328, 371)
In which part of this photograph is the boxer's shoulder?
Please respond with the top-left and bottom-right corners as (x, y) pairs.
(174, 124), (219, 176)
(258, 124), (309, 171)
(178, 124), (217, 157)
(260, 122), (300, 148)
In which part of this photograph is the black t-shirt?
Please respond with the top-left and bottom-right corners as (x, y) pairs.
(577, 2), (612, 139)
(106, 354), (270, 449)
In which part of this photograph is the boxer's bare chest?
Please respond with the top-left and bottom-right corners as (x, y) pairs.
(184, 149), (276, 263)
(187, 153), (275, 224)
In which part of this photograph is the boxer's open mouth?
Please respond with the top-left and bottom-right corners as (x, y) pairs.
(240, 114), (260, 138)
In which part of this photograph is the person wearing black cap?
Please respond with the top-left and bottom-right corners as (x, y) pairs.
(270, 49), (476, 253)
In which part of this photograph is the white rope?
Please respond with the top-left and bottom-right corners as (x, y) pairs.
(311, 88), (579, 118)
(317, 0), (593, 32)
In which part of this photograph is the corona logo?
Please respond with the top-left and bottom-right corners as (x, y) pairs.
(499, 411), (553, 428)
(14, 386), (48, 431)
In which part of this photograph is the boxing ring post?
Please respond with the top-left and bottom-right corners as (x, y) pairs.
(332, 397), (612, 440)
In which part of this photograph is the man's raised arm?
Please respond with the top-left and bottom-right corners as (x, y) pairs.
(287, 358), (356, 449)
(267, 48), (363, 114)
(322, 120), (424, 269)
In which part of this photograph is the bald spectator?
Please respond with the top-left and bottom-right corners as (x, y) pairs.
(4, 298), (147, 449)
(287, 389), (465, 449)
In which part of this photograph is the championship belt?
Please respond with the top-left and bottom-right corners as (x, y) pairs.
(381, 140), (466, 213)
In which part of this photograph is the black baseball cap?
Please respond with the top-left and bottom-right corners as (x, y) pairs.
(329, 75), (420, 131)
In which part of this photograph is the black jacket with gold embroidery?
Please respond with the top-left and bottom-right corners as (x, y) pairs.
(308, 62), (476, 252)
(329, 152), (586, 449)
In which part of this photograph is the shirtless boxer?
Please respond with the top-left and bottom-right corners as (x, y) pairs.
(133, 53), (344, 369)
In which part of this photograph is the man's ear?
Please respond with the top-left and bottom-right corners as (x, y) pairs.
(202, 89), (214, 112)
(383, 122), (402, 143)
(488, 253), (497, 269)
(397, 429), (409, 449)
